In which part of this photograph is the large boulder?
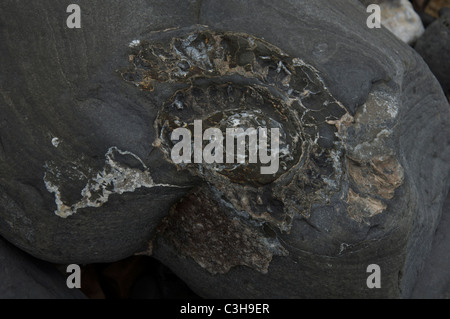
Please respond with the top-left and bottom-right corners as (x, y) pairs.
(0, 0), (448, 298)
(411, 191), (450, 299)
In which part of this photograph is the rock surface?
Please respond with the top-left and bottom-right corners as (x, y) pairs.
(415, 8), (450, 96)
(0, 236), (85, 299)
(412, 191), (450, 298)
(423, 0), (450, 18)
(0, 0), (449, 298)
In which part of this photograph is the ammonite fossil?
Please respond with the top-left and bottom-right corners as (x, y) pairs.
(0, 0), (448, 298)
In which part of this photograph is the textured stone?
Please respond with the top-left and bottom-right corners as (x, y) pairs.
(0, 0), (448, 299)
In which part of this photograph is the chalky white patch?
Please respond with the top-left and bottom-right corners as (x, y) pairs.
(44, 147), (185, 218)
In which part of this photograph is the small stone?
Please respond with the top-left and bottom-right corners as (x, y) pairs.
(128, 40), (140, 48)
(379, 0), (425, 44)
(415, 8), (450, 96)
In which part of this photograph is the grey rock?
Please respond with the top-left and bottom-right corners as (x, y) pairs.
(0, 236), (85, 299)
(415, 8), (450, 96)
(412, 191), (450, 299)
(0, 0), (448, 299)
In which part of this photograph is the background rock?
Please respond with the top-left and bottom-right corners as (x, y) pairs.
(415, 8), (450, 97)
(381, 0), (425, 43)
(67, 256), (200, 299)
(412, 191), (450, 298)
